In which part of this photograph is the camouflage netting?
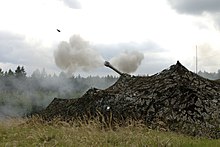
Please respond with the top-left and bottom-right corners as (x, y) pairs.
(39, 61), (220, 138)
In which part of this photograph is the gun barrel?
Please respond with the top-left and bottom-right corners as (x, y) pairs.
(104, 61), (122, 75)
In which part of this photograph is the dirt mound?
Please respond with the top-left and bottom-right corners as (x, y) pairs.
(39, 61), (220, 138)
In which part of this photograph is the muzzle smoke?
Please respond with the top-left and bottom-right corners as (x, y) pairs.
(54, 35), (104, 73)
(110, 51), (144, 73)
(54, 35), (144, 74)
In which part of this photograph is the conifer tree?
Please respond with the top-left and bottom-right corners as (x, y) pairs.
(15, 66), (26, 78)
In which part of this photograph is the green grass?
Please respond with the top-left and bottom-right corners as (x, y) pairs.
(0, 117), (220, 147)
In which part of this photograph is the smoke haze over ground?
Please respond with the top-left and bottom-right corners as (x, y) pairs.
(0, 67), (118, 120)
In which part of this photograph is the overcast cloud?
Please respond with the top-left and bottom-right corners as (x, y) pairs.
(196, 44), (220, 71)
(0, 0), (220, 76)
(61, 0), (81, 9)
(167, 0), (220, 30)
(0, 31), (56, 74)
(167, 0), (220, 15)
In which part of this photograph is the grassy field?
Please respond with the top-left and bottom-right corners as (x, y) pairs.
(0, 117), (220, 147)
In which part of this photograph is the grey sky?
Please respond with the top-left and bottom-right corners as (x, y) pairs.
(61, 0), (81, 9)
(0, 0), (220, 76)
(0, 31), (56, 74)
(168, 0), (220, 15)
(0, 31), (30, 64)
(167, 0), (220, 30)
(94, 41), (164, 60)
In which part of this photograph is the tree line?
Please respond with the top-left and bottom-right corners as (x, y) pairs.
(198, 70), (220, 80)
(0, 66), (26, 78)
(0, 66), (118, 93)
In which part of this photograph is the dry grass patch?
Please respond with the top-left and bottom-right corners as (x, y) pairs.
(0, 117), (220, 146)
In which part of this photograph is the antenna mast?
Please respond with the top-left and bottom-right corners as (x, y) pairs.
(196, 45), (198, 74)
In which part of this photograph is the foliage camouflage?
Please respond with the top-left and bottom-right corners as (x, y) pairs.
(40, 61), (220, 138)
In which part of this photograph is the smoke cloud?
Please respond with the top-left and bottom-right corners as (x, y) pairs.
(54, 35), (145, 74)
(110, 51), (144, 73)
(54, 35), (104, 74)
